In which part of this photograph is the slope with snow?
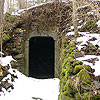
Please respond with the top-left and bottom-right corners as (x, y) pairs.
(0, 56), (60, 100)
(67, 31), (100, 76)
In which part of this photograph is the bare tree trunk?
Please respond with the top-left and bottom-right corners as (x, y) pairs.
(0, 0), (5, 27)
(0, 0), (5, 57)
(7, 0), (10, 12)
(25, 0), (28, 7)
(18, 0), (25, 9)
(72, 0), (78, 37)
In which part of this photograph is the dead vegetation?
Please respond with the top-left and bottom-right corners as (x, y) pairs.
(0, 0), (100, 99)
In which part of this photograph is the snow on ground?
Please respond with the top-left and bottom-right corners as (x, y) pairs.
(67, 31), (100, 51)
(77, 32), (100, 50)
(69, 26), (82, 30)
(0, 56), (16, 68)
(97, 20), (100, 27)
(76, 55), (100, 76)
(67, 31), (100, 76)
(0, 56), (60, 100)
(77, 5), (90, 9)
(76, 31), (100, 76)
(87, 11), (94, 15)
(11, 2), (52, 16)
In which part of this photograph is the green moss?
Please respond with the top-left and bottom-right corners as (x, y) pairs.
(65, 96), (75, 100)
(64, 79), (77, 97)
(83, 65), (91, 72)
(63, 91), (73, 97)
(59, 89), (63, 100)
(63, 38), (69, 48)
(60, 37), (94, 100)
(5, 12), (14, 22)
(75, 93), (81, 100)
(60, 68), (67, 76)
(72, 61), (83, 67)
(76, 69), (90, 83)
(73, 65), (83, 74)
(2, 33), (11, 42)
(62, 57), (74, 68)
(75, 92), (90, 100)
(91, 95), (100, 100)
(80, 20), (97, 32)
(82, 92), (89, 100)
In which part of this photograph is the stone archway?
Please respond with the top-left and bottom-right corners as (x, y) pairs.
(24, 31), (60, 78)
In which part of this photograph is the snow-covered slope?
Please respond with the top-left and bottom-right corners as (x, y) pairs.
(0, 56), (60, 100)
(67, 31), (100, 76)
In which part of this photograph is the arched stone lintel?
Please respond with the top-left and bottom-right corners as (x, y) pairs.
(24, 31), (60, 78)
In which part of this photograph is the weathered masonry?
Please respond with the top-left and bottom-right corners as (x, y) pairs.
(21, 2), (67, 78)
(3, 0), (94, 79)
(5, 1), (72, 79)
(24, 30), (60, 78)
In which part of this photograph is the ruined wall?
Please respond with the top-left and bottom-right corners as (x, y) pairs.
(24, 23), (61, 77)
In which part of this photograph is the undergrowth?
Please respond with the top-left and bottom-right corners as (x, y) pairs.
(59, 36), (100, 100)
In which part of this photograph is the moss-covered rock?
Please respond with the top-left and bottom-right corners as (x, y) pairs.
(80, 20), (97, 32)
(91, 94), (100, 100)
(83, 65), (91, 72)
(59, 36), (98, 100)
(76, 69), (90, 83)
(73, 65), (83, 74)
(72, 61), (83, 67)
(65, 96), (75, 100)
(75, 92), (90, 100)
(75, 93), (81, 100)
(5, 12), (14, 22)
(82, 92), (90, 100)
(64, 79), (78, 97)
(2, 33), (11, 43)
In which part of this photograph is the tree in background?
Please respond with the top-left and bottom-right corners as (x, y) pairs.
(72, 0), (78, 37)
(0, 0), (5, 27)
(0, 0), (5, 57)
(18, 0), (25, 9)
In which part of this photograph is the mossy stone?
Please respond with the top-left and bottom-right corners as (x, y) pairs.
(75, 92), (90, 100)
(76, 69), (90, 83)
(80, 20), (97, 32)
(5, 12), (14, 22)
(63, 91), (73, 97)
(83, 65), (91, 72)
(91, 94), (100, 100)
(73, 65), (83, 74)
(65, 96), (75, 100)
(62, 57), (73, 68)
(72, 61), (83, 67)
(64, 79), (77, 97)
(75, 93), (81, 100)
(60, 68), (67, 76)
(2, 33), (11, 41)
(82, 92), (89, 100)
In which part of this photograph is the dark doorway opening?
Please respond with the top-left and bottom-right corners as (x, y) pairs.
(29, 37), (55, 79)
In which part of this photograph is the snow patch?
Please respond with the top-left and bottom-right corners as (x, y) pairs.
(0, 56), (16, 68)
(76, 55), (100, 76)
(0, 56), (60, 100)
(97, 20), (100, 27)
(76, 32), (100, 50)
(87, 11), (94, 15)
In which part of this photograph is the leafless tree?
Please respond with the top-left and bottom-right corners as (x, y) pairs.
(0, 0), (5, 57)
(0, 0), (5, 27)
(18, 0), (25, 9)
(72, 0), (78, 37)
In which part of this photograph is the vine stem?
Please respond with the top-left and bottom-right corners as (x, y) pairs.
(0, 25), (3, 58)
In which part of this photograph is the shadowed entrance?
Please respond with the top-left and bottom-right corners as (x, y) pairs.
(29, 37), (55, 78)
